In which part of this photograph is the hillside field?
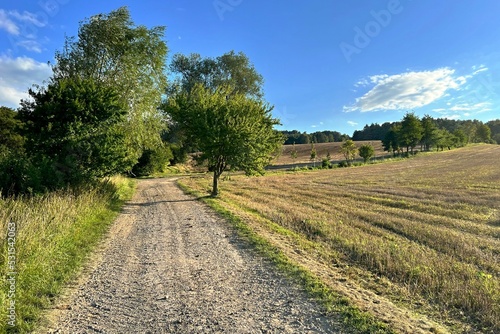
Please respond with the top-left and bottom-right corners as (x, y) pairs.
(273, 141), (386, 165)
(181, 145), (500, 333)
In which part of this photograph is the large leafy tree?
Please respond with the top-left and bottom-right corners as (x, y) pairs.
(475, 123), (492, 143)
(420, 115), (438, 151)
(167, 50), (267, 162)
(164, 84), (283, 196)
(52, 6), (168, 166)
(18, 77), (128, 185)
(382, 124), (402, 155)
(400, 112), (423, 153)
(170, 51), (264, 98)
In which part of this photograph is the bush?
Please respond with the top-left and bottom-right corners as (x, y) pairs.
(322, 158), (332, 169)
(338, 161), (351, 168)
(132, 146), (173, 176)
(0, 152), (85, 197)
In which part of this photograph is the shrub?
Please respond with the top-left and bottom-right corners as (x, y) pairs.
(132, 145), (173, 176)
(358, 144), (375, 163)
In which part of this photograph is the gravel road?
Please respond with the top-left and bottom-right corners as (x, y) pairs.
(42, 178), (344, 333)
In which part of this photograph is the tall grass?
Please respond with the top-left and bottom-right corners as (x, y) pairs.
(181, 145), (500, 332)
(0, 176), (135, 333)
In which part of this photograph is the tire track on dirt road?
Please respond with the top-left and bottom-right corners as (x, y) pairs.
(41, 178), (345, 333)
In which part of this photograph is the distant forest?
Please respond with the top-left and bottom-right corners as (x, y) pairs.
(282, 118), (500, 145)
(281, 130), (349, 145)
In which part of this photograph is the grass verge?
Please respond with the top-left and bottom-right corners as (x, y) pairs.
(0, 176), (136, 333)
(178, 181), (393, 334)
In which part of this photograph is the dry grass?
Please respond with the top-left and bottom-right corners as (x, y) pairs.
(182, 145), (500, 332)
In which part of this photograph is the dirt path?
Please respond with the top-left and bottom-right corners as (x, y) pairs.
(41, 178), (344, 333)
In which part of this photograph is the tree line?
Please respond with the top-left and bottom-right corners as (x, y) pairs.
(281, 130), (349, 145)
(380, 112), (495, 155)
(353, 117), (500, 145)
(0, 7), (283, 197)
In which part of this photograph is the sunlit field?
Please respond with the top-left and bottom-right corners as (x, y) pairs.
(273, 141), (386, 165)
(182, 145), (500, 332)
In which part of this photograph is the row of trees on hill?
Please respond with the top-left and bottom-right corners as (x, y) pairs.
(0, 7), (283, 197)
(282, 130), (349, 145)
(354, 118), (500, 144)
(381, 113), (494, 155)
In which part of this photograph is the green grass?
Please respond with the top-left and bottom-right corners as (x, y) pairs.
(0, 176), (136, 333)
(180, 145), (500, 333)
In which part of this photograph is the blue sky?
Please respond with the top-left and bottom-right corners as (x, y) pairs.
(1, 0), (499, 135)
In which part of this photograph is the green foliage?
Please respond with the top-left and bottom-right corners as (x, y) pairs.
(310, 143), (317, 163)
(170, 51), (263, 98)
(164, 84), (283, 196)
(290, 143), (298, 160)
(132, 145), (173, 177)
(52, 6), (168, 165)
(340, 139), (357, 162)
(358, 144), (375, 163)
(282, 130), (346, 145)
(321, 158), (332, 169)
(0, 106), (24, 154)
(420, 115), (439, 151)
(452, 129), (468, 147)
(400, 112), (423, 153)
(18, 77), (129, 189)
(435, 128), (454, 151)
(475, 123), (491, 143)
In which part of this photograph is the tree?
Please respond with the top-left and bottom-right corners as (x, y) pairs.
(310, 143), (317, 167)
(358, 144), (375, 163)
(297, 132), (310, 144)
(475, 124), (491, 143)
(170, 51), (264, 98)
(52, 6), (168, 167)
(290, 143), (298, 165)
(0, 106), (24, 154)
(452, 129), (467, 147)
(164, 84), (283, 196)
(382, 124), (401, 155)
(435, 129), (454, 151)
(340, 139), (357, 163)
(486, 120), (500, 143)
(18, 77), (128, 185)
(168, 50), (266, 158)
(400, 112), (423, 153)
(420, 115), (438, 151)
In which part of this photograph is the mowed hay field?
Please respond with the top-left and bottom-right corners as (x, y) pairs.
(182, 145), (500, 333)
(273, 141), (386, 165)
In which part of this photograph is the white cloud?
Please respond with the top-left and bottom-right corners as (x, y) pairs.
(0, 9), (20, 35)
(449, 102), (491, 112)
(347, 121), (358, 126)
(8, 10), (47, 27)
(345, 68), (467, 113)
(16, 40), (43, 53)
(0, 55), (52, 108)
